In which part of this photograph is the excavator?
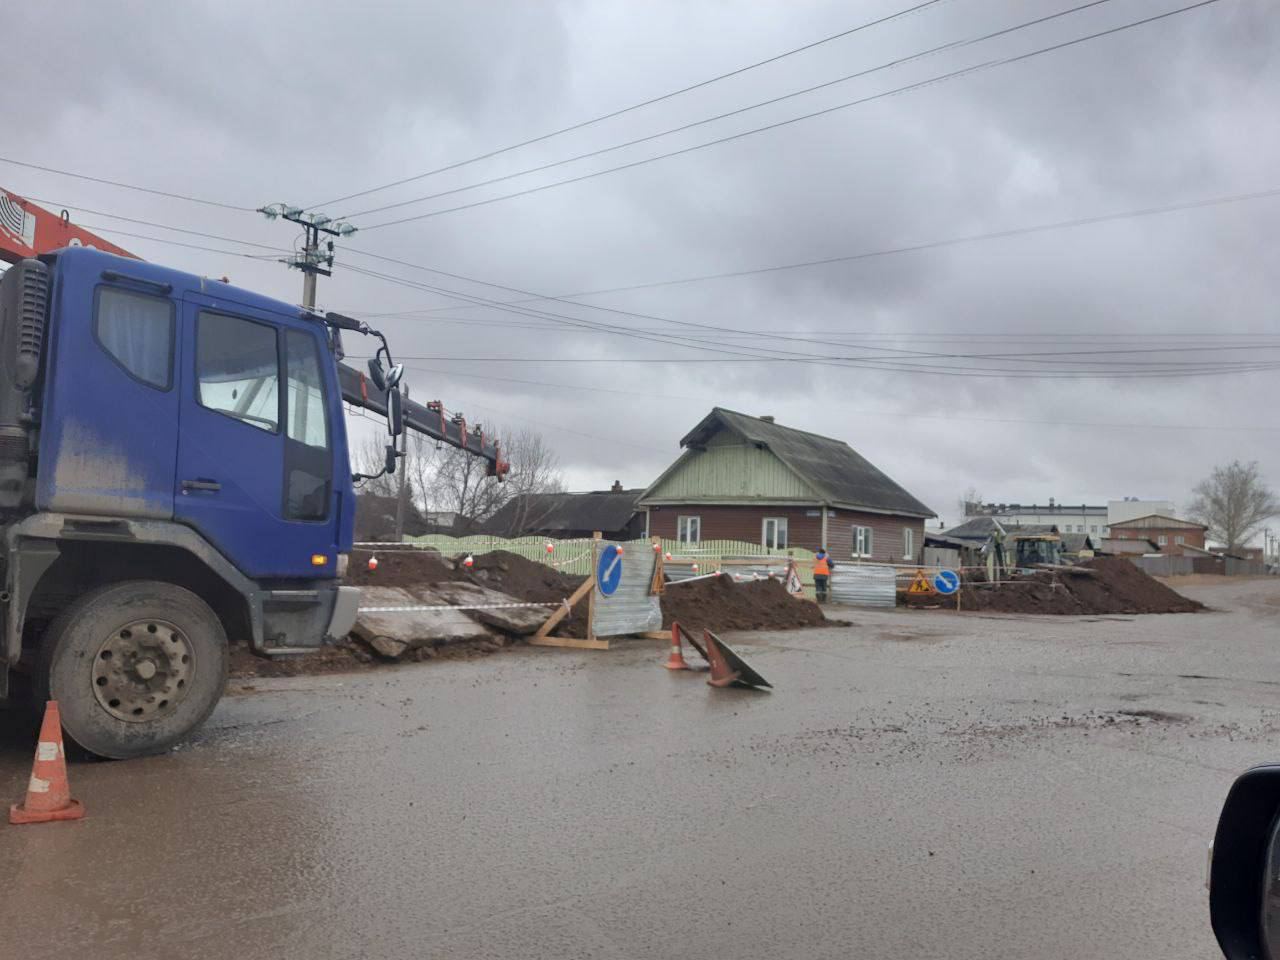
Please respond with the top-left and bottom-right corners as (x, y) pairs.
(0, 190), (506, 757)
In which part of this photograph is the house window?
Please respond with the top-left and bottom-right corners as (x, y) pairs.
(1176, 535), (1185, 545)
(853, 525), (873, 558)
(677, 515), (701, 544)
(1090, 525), (1098, 534)
(1157, 535), (1168, 546)
(762, 517), (788, 550)
(902, 526), (914, 560)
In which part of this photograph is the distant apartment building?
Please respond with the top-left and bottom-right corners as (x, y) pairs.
(964, 497), (1175, 540)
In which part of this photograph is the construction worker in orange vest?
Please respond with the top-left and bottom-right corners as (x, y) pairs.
(813, 548), (832, 602)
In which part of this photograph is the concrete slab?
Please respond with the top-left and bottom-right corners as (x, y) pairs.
(351, 585), (498, 659)
(435, 581), (556, 635)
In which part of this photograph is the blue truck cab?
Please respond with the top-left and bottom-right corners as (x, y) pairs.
(0, 248), (362, 757)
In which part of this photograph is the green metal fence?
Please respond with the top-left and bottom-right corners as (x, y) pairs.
(364, 534), (819, 593)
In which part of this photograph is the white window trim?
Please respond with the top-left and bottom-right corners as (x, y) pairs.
(762, 516), (788, 551)
(902, 526), (914, 560)
(677, 515), (701, 544)
(853, 525), (874, 558)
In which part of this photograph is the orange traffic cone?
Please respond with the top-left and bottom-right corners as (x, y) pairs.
(10, 701), (84, 824)
(663, 622), (691, 670)
(703, 629), (772, 690)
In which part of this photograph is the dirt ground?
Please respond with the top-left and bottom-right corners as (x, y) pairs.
(958, 556), (1203, 615)
(4, 577), (1275, 959)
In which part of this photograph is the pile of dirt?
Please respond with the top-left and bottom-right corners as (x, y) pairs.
(348, 548), (586, 600)
(958, 556), (1204, 615)
(661, 574), (828, 633)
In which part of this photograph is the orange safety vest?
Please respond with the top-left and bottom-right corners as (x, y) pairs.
(813, 555), (830, 576)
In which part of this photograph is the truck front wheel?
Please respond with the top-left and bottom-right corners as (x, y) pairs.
(36, 581), (229, 759)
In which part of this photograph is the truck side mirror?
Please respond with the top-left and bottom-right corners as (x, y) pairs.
(387, 387), (404, 437)
(367, 357), (387, 391)
(1210, 763), (1280, 958)
(384, 442), (398, 476)
(385, 363), (404, 390)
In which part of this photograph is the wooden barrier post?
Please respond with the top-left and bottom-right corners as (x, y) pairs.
(529, 530), (610, 650)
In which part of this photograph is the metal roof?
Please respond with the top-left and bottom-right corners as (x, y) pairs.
(1107, 514), (1207, 530)
(942, 518), (1059, 541)
(658, 408), (934, 518)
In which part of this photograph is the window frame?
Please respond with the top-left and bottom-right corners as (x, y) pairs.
(92, 284), (176, 391)
(195, 309), (282, 435)
(1175, 534), (1185, 545)
(281, 327), (333, 523)
(853, 524), (874, 558)
(902, 526), (914, 560)
(677, 515), (701, 544)
(762, 516), (788, 551)
(1157, 534), (1168, 546)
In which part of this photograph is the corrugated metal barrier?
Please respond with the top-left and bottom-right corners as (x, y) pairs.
(592, 539), (663, 638)
(829, 564), (897, 608)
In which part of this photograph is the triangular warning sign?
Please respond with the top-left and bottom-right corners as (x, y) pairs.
(907, 569), (935, 594)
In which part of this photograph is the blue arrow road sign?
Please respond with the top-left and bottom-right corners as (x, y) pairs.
(933, 569), (960, 595)
(597, 545), (624, 596)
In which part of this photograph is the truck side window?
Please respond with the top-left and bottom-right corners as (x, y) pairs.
(95, 287), (174, 389)
(196, 312), (279, 432)
(283, 330), (331, 521)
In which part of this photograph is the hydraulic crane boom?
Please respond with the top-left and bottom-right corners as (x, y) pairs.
(336, 362), (508, 478)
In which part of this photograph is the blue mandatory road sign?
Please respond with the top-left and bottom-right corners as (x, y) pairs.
(597, 544), (624, 596)
(933, 569), (961, 596)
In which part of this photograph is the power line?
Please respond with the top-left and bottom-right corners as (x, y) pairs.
(28, 199), (288, 253)
(345, 0), (1118, 220)
(388, 363), (1280, 434)
(0, 156), (253, 211)
(358, 0), (1224, 230)
(74, 223), (281, 261)
(310, 0), (948, 210)
(338, 255), (1280, 377)
(413, 184), (1280, 304)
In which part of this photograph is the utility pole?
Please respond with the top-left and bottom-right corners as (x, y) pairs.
(394, 382), (410, 541)
(256, 204), (357, 309)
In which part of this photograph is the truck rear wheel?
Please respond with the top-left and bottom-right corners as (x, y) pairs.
(36, 581), (229, 759)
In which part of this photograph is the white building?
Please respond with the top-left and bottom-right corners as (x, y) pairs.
(964, 497), (1175, 539)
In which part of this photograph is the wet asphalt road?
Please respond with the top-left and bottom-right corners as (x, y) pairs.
(3, 578), (1279, 959)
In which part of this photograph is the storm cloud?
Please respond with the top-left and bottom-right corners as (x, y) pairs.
(7, 0), (1278, 524)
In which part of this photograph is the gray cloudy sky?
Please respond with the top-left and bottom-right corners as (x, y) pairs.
(7, 0), (1279, 526)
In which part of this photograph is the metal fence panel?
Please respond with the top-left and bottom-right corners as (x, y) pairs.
(829, 563), (897, 607)
(592, 539), (663, 637)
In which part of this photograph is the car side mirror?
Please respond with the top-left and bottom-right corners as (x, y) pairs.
(387, 387), (404, 437)
(1210, 764), (1280, 958)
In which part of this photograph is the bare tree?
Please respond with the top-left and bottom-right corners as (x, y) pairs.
(1187, 460), (1280, 551)
(421, 424), (564, 528)
(352, 435), (398, 498)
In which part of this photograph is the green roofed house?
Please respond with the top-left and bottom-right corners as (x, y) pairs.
(639, 408), (935, 563)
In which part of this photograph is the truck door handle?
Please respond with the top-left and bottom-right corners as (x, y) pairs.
(181, 479), (222, 493)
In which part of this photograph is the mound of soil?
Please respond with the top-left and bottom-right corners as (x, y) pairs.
(349, 548), (586, 599)
(958, 556), (1203, 615)
(661, 574), (828, 633)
